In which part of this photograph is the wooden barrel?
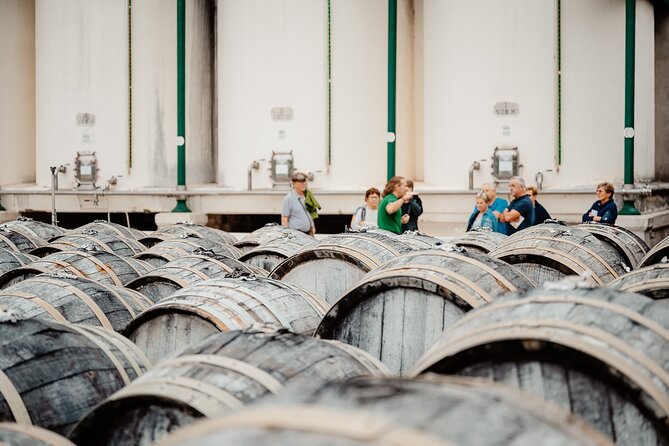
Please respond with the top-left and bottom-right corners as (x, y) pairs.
(0, 313), (150, 435)
(69, 220), (146, 241)
(156, 375), (612, 446)
(126, 254), (268, 303)
(410, 286), (669, 444)
(1, 217), (67, 241)
(270, 232), (413, 305)
(0, 273), (153, 332)
(450, 227), (507, 254)
(607, 262), (669, 299)
(489, 222), (628, 286)
(638, 235), (669, 268)
(0, 247), (37, 275)
(575, 222), (649, 269)
(239, 232), (316, 272)
(233, 223), (313, 254)
(123, 276), (329, 363)
(0, 422), (76, 446)
(395, 231), (445, 250)
(316, 248), (536, 375)
(30, 230), (146, 258)
(150, 223), (237, 245)
(0, 227), (45, 253)
(134, 236), (242, 268)
(70, 327), (389, 446)
(0, 249), (153, 289)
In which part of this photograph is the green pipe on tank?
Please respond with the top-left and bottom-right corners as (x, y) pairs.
(620, 0), (640, 215)
(173, 0), (191, 212)
(387, 0), (397, 180)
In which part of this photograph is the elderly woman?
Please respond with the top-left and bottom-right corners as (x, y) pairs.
(582, 182), (617, 225)
(466, 192), (498, 231)
(351, 187), (381, 230)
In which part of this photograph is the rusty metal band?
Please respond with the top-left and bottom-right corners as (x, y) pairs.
(0, 235), (20, 253)
(523, 236), (620, 278)
(362, 269), (486, 309)
(32, 277), (113, 329)
(111, 376), (243, 416)
(160, 354), (283, 393)
(67, 324), (131, 385)
(322, 340), (392, 377)
(159, 405), (451, 446)
(0, 422), (73, 446)
(0, 369), (31, 424)
(411, 320), (669, 416)
(491, 245), (604, 285)
(398, 250), (518, 292)
(373, 264), (495, 303)
(75, 324), (148, 377)
(69, 251), (124, 286)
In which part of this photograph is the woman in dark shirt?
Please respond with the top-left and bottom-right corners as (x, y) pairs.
(582, 182), (617, 225)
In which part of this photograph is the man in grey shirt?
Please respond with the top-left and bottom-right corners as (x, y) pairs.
(281, 171), (315, 235)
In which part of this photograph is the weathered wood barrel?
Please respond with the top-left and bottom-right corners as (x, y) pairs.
(126, 253), (268, 303)
(450, 227), (508, 254)
(70, 327), (389, 446)
(30, 229), (146, 258)
(0, 247), (37, 275)
(638, 234), (669, 268)
(410, 286), (669, 445)
(123, 276), (329, 363)
(0, 312), (150, 435)
(1, 217), (67, 240)
(316, 248), (536, 375)
(233, 223), (313, 254)
(68, 220), (146, 241)
(0, 422), (76, 446)
(395, 231), (445, 250)
(157, 375), (612, 446)
(239, 232), (316, 272)
(0, 249), (153, 289)
(0, 227), (45, 253)
(489, 222), (628, 286)
(607, 262), (669, 299)
(150, 223), (237, 245)
(134, 236), (242, 268)
(0, 273), (153, 332)
(270, 232), (414, 305)
(575, 222), (649, 269)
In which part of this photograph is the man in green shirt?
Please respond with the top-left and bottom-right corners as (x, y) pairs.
(378, 176), (412, 234)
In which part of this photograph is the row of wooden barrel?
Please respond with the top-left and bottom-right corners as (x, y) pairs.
(3, 223), (669, 375)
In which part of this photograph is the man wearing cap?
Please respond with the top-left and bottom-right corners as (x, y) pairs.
(281, 172), (315, 236)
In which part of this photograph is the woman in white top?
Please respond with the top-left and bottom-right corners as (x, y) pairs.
(350, 187), (381, 230)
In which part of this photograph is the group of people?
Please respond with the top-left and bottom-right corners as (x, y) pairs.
(280, 170), (619, 236)
(466, 177), (618, 235)
(350, 178), (423, 234)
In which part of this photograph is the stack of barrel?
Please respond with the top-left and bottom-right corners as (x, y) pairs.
(0, 216), (667, 446)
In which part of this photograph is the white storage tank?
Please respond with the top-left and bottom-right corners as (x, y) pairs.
(217, 0), (417, 190)
(0, 0), (36, 186)
(35, 0), (215, 190)
(422, 0), (654, 189)
(131, 0), (216, 188)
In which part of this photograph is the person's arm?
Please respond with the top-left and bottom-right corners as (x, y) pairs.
(281, 216), (289, 227)
(385, 196), (406, 214)
(501, 208), (521, 223)
(598, 202), (617, 224)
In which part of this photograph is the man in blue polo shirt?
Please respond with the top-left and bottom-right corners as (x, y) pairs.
(500, 176), (533, 235)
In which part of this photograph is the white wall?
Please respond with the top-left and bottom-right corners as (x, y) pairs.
(423, 0), (557, 189)
(35, 0), (128, 188)
(217, 0), (329, 189)
(0, 0), (35, 186)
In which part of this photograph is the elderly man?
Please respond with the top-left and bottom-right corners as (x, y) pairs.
(281, 171), (315, 235)
(500, 176), (534, 235)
